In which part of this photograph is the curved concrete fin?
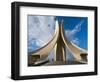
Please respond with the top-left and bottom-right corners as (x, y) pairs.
(60, 21), (87, 62)
(29, 21), (59, 58)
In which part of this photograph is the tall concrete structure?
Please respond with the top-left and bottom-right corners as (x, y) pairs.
(28, 20), (87, 66)
(54, 20), (66, 61)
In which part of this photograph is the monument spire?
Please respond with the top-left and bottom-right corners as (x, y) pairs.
(54, 19), (66, 62)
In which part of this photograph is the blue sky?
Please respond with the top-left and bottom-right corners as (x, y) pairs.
(55, 16), (88, 50)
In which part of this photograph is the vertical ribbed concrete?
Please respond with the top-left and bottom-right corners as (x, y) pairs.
(55, 21), (66, 61)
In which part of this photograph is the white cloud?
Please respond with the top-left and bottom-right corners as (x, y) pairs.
(71, 38), (80, 45)
(65, 20), (84, 45)
(70, 20), (84, 35)
(28, 16), (55, 52)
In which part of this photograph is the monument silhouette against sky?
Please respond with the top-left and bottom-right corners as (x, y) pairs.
(28, 20), (87, 66)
